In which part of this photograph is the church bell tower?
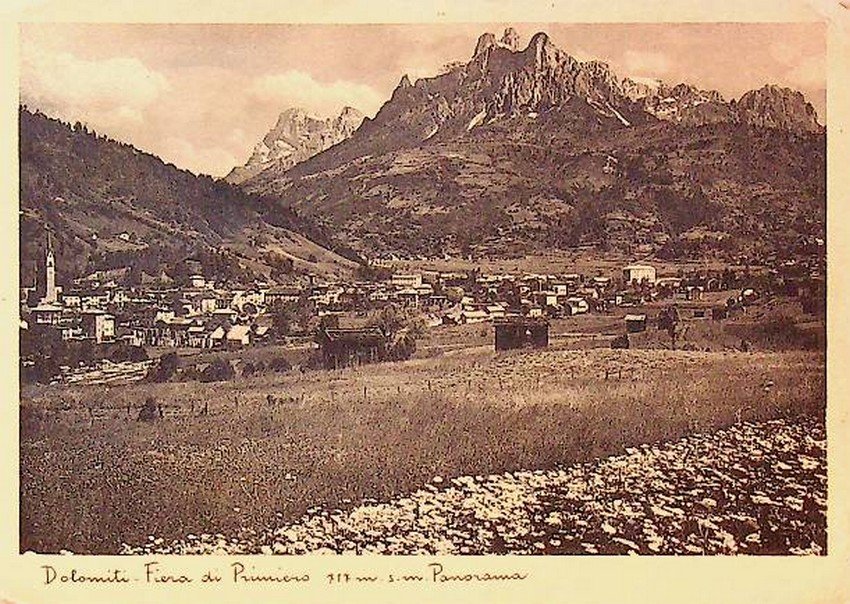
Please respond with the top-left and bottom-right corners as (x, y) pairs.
(42, 229), (57, 304)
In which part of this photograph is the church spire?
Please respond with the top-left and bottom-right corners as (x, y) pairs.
(42, 226), (57, 304)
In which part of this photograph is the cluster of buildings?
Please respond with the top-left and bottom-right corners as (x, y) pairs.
(19, 248), (651, 350)
(20, 226), (823, 355)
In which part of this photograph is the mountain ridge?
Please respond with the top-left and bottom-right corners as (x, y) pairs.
(243, 28), (820, 187)
(19, 106), (360, 288)
(225, 105), (364, 185)
(235, 28), (825, 262)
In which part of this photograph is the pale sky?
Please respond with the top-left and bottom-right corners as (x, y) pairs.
(19, 23), (826, 177)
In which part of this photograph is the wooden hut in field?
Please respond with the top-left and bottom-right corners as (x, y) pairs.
(315, 327), (388, 369)
(624, 314), (647, 333)
(494, 317), (549, 351)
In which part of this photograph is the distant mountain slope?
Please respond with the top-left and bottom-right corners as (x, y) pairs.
(19, 107), (360, 288)
(225, 106), (364, 185)
(238, 29), (825, 261)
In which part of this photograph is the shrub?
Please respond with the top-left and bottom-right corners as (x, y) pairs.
(267, 356), (292, 373)
(611, 334), (630, 349)
(20, 405), (46, 438)
(125, 346), (149, 363)
(110, 344), (148, 363)
(24, 356), (61, 384)
(137, 397), (159, 422)
(730, 315), (822, 351)
(367, 304), (425, 363)
(146, 352), (179, 383)
(241, 361), (256, 378)
(178, 365), (203, 382)
(300, 351), (321, 370)
(199, 359), (235, 383)
(388, 332), (417, 361)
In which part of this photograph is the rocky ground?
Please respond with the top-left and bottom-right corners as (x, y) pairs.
(121, 414), (826, 556)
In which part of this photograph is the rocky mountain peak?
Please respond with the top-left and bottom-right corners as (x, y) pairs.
(263, 108), (321, 147)
(233, 28), (824, 264)
(500, 27), (520, 51)
(278, 106), (309, 119)
(339, 106), (362, 119)
(473, 32), (497, 58)
(736, 84), (822, 133)
(225, 105), (365, 184)
(525, 32), (557, 66)
(240, 27), (825, 189)
(528, 31), (550, 49)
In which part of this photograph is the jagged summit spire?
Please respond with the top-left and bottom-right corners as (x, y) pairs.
(500, 27), (519, 51)
(528, 31), (550, 50)
(473, 32), (497, 58)
(278, 107), (309, 117)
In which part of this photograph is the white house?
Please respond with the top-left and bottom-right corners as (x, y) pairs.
(551, 283), (569, 296)
(31, 303), (63, 325)
(198, 294), (218, 314)
(226, 324), (252, 346)
(623, 264), (657, 285)
(81, 310), (115, 343)
(534, 291), (559, 308)
(391, 273), (422, 288)
(565, 297), (589, 315)
(62, 293), (82, 308)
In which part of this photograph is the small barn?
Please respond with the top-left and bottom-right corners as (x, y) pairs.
(494, 317), (549, 352)
(624, 314), (647, 333)
(316, 327), (388, 369)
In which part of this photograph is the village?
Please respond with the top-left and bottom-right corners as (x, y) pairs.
(11, 16), (836, 575)
(19, 229), (825, 383)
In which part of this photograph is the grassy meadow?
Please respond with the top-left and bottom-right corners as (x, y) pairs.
(20, 342), (824, 554)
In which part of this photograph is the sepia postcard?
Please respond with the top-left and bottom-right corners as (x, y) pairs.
(1, 1), (849, 603)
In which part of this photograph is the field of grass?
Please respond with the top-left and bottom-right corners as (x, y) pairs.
(125, 415), (826, 555)
(20, 343), (824, 554)
(416, 302), (825, 357)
